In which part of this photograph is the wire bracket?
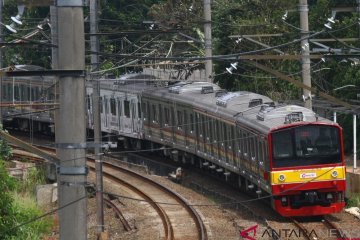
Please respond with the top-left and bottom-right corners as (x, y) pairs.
(58, 166), (88, 175)
(56, 0), (88, 7)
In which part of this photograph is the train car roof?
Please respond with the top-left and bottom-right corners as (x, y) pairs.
(92, 76), (334, 134)
(142, 81), (333, 133)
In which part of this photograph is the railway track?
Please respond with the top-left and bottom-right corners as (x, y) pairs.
(291, 217), (347, 240)
(9, 142), (207, 240)
(87, 159), (208, 240)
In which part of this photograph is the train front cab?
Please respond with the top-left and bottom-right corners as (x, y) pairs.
(269, 123), (346, 217)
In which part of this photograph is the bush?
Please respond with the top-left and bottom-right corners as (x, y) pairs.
(346, 193), (360, 208)
(5, 193), (53, 240)
(0, 160), (18, 238)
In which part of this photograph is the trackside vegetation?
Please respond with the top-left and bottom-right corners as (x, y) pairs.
(0, 128), (52, 239)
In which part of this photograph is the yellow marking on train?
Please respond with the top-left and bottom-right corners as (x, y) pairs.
(270, 166), (345, 185)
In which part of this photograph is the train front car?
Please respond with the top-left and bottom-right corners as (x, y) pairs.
(269, 118), (346, 216)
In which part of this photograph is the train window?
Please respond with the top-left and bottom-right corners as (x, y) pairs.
(222, 122), (227, 147)
(244, 131), (249, 158)
(110, 98), (116, 115)
(2, 85), (7, 100)
(230, 126), (235, 151)
(142, 102), (147, 120)
(258, 141), (264, 165)
(189, 113), (194, 133)
(35, 87), (40, 100)
(87, 95), (91, 110)
(183, 110), (188, 133)
(118, 100), (122, 125)
(213, 119), (218, 142)
(7, 84), (12, 101)
(272, 130), (293, 159)
(99, 97), (103, 113)
(200, 114), (204, 137)
(272, 125), (341, 168)
(177, 110), (183, 130)
(249, 136), (255, 159)
(14, 85), (20, 101)
(20, 85), (25, 101)
(207, 117), (212, 142)
(124, 100), (130, 117)
(104, 98), (109, 114)
(26, 87), (30, 101)
(170, 107), (175, 126)
(151, 104), (158, 123)
(158, 104), (163, 126)
(138, 102), (141, 119)
(164, 107), (170, 126)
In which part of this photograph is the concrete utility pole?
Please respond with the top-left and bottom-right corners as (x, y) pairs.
(56, 3), (87, 240)
(90, 0), (105, 236)
(203, 0), (213, 82)
(299, 0), (312, 109)
(0, 0), (3, 125)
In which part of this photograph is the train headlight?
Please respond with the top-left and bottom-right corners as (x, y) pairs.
(278, 174), (286, 182)
(281, 196), (288, 206)
(331, 170), (338, 178)
(326, 193), (333, 200)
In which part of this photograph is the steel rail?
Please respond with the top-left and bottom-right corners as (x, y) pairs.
(87, 162), (175, 240)
(103, 198), (132, 232)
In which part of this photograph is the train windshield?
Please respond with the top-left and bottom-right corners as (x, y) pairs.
(271, 125), (341, 168)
